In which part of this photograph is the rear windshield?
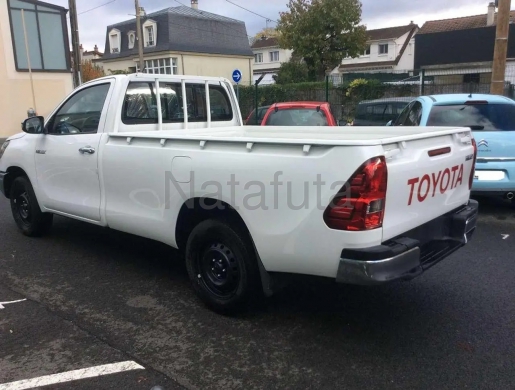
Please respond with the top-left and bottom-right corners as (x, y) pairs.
(427, 103), (515, 131)
(265, 108), (328, 126)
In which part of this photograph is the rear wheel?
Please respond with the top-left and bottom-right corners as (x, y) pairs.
(10, 176), (53, 237)
(185, 219), (262, 314)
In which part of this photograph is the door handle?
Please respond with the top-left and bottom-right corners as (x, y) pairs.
(79, 146), (95, 155)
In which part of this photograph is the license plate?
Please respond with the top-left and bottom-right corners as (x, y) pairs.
(474, 170), (505, 181)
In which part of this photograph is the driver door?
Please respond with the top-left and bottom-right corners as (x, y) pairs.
(35, 80), (113, 221)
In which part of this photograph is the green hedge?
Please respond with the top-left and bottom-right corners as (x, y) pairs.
(237, 79), (417, 122)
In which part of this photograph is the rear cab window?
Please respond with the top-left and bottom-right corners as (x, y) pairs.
(121, 79), (233, 127)
(427, 103), (515, 131)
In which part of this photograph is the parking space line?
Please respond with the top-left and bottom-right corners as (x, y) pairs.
(0, 361), (145, 390)
(0, 299), (27, 309)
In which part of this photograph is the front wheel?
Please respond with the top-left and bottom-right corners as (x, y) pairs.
(185, 219), (262, 314)
(10, 176), (53, 237)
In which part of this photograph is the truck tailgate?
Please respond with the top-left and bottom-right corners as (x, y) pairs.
(382, 130), (475, 242)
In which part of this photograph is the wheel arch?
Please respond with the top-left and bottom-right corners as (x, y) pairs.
(3, 166), (29, 199)
(175, 197), (275, 296)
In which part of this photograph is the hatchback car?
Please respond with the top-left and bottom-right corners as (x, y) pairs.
(353, 97), (412, 126)
(245, 105), (270, 125)
(388, 93), (515, 200)
(261, 102), (338, 126)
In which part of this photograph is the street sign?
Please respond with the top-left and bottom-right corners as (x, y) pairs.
(232, 69), (242, 84)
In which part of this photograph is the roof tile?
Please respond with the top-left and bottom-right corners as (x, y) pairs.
(366, 24), (418, 41)
(419, 10), (515, 34)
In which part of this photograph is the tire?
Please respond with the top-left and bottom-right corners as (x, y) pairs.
(10, 176), (53, 237)
(185, 219), (262, 314)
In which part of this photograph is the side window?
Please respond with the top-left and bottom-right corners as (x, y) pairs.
(403, 101), (423, 126)
(372, 104), (386, 120)
(393, 102), (414, 126)
(48, 83), (110, 135)
(122, 82), (158, 124)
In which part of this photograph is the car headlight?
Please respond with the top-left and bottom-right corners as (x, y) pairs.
(0, 140), (10, 160)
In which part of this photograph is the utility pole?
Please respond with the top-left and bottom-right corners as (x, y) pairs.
(135, 0), (145, 73)
(491, 0), (511, 95)
(68, 0), (81, 87)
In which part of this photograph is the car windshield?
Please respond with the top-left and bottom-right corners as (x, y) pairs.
(265, 108), (328, 126)
(427, 103), (515, 131)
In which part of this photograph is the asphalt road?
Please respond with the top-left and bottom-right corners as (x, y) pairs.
(1, 195), (514, 389)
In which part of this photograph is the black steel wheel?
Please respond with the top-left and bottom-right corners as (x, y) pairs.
(185, 219), (262, 314)
(10, 176), (53, 237)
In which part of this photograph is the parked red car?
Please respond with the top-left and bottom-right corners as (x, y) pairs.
(261, 102), (338, 126)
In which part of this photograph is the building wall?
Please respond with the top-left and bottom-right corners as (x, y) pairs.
(433, 72), (492, 85)
(252, 47), (293, 72)
(339, 30), (415, 70)
(395, 36), (415, 70)
(0, 2), (73, 139)
(102, 52), (254, 84)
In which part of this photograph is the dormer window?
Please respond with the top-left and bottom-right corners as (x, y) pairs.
(128, 31), (135, 49)
(109, 28), (121, 53)
(146, 26), (154, 46)
(142, 19), (157, 47)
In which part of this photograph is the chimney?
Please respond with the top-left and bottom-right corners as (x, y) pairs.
(191, 0), (198, 10)
(487, 2), (496, 26)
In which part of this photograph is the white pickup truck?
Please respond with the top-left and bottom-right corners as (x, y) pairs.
(0, 74), (478, 313)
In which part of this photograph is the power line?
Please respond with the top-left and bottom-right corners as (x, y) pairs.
(224, 0), (278, 23)
(78, 0), (117, 15)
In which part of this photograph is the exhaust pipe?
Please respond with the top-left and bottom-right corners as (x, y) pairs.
(505, 192), (514, 200)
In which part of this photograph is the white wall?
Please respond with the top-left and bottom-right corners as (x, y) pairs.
(339, 30), (416, 71)
(252, 46), (293, 72)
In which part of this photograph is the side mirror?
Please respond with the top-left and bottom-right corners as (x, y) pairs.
(22, 116), (44, 134)
(386, 120), (393, 126)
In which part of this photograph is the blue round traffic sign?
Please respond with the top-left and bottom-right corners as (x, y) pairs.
(232, 69), (242, 83)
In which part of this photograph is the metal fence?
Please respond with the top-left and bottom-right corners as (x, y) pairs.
(239, 66), (515, 124)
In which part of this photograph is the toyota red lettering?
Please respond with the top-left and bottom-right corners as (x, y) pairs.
(407, 164), (466, 205)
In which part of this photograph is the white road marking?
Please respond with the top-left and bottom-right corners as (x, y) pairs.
(502, 234), (510, 240)
(0, 361), (145, 390)
(0, 299), (27, 309)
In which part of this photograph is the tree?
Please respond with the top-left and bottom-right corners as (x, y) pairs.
(81, 60), (105, 82)
(277, 0), (368, 81)
(253, 27), (279, 42)
(273, 59), (310, 84)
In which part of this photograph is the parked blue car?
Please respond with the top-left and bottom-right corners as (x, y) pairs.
(387, 93), (515, 200)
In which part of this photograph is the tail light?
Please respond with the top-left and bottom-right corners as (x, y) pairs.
(469, 138), (478, 190)
(324, 156), (388, 231)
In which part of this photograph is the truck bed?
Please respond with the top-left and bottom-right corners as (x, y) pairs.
(109, 125), (471, 146)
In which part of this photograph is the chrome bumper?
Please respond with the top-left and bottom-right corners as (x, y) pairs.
(336, 200), (479, 285)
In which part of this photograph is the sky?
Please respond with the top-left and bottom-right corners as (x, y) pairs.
(49, 0), (504, 51)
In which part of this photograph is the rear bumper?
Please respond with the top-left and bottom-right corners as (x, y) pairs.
(0, 171), (7, 197)
(336, 200), (478, 285)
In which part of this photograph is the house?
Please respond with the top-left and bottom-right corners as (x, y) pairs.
(0, 0), (73, 139)
(335, 22), (419, 74)
(415, 2), (515, 87)
(251, 36), (293, 85)
(70, 45), (104, 72)
(81, 45), (103, 62)
(100, 1), (253, 83)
